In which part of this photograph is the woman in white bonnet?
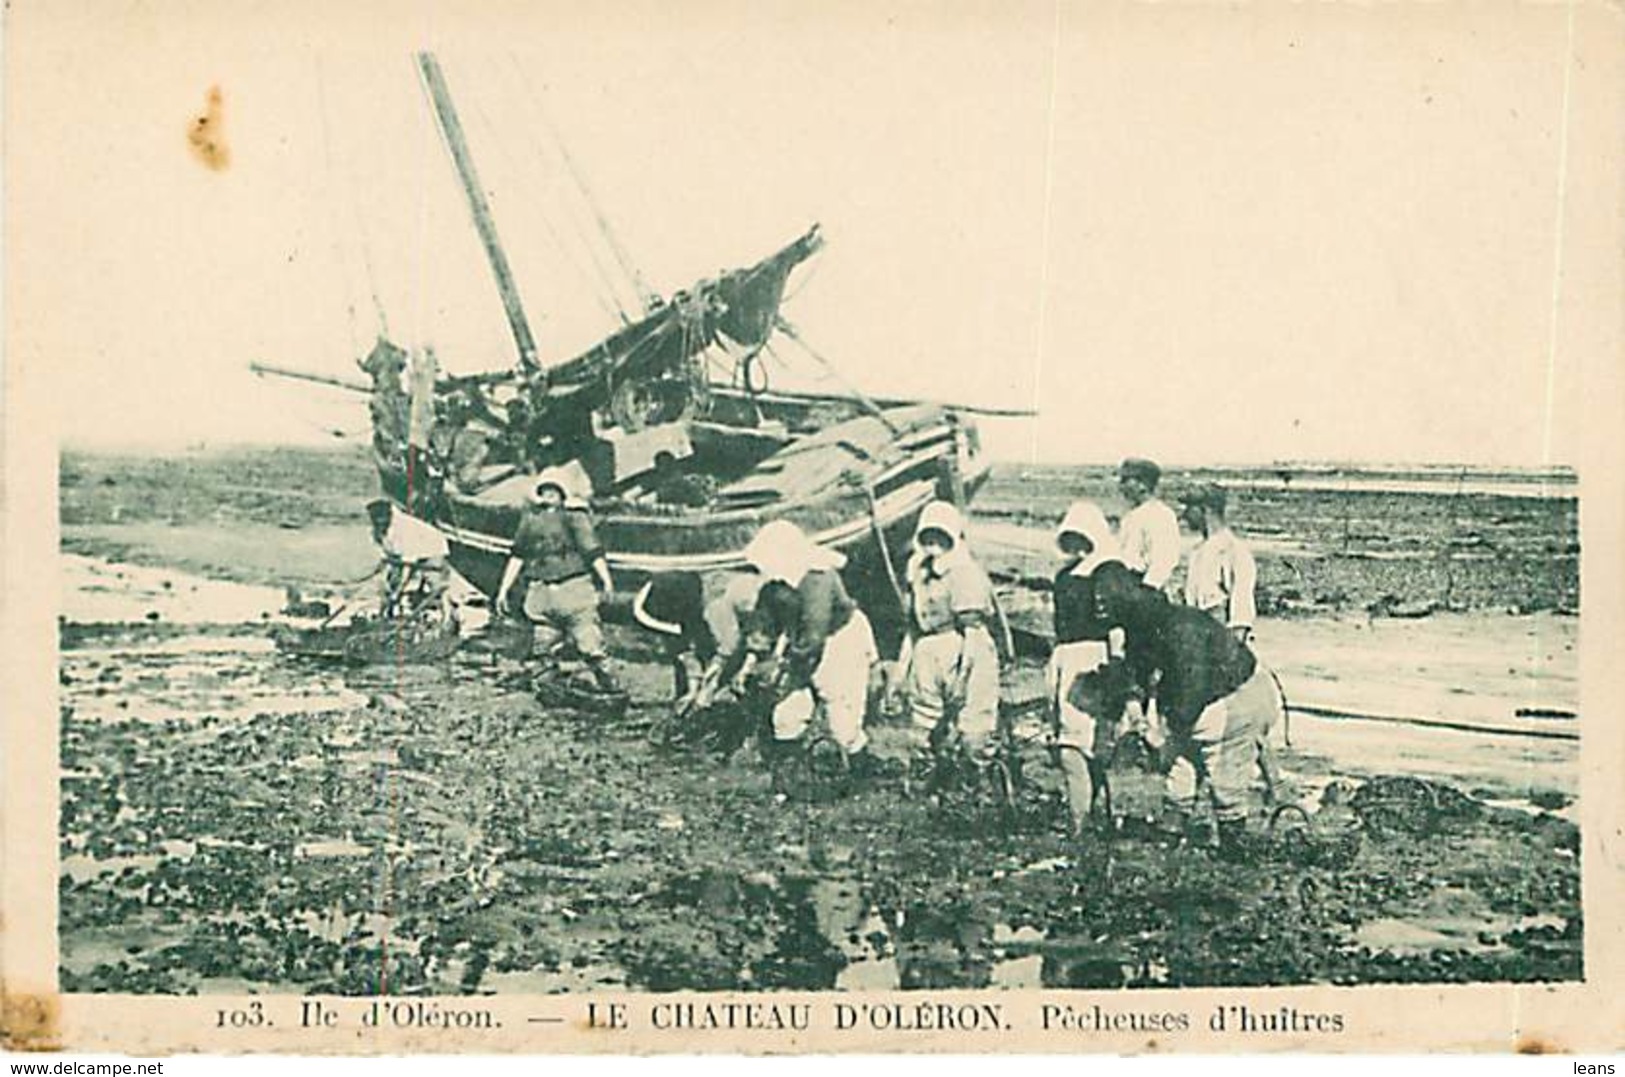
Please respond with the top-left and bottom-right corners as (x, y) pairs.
(741, 520), (883, 786)
(1049, 499), (1125, 835)
(899, 500), (1000, 757)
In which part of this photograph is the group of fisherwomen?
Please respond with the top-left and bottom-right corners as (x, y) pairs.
(625, 456), (1280, 854)
(369, 453), (1278, 851)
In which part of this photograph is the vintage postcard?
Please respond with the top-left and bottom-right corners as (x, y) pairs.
(3, 0), (1622, 1057)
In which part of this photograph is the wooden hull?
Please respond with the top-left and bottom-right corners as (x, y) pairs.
(377, 403), (989, 655)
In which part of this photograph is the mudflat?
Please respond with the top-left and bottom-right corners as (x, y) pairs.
(55, 447), (1581, 994)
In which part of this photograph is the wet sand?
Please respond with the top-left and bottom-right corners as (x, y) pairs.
(53, 449), (1583, 993)
(63, 512), (1578, 793)
(57, 540), (1580, 994)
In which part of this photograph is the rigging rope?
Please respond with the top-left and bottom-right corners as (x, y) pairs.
(748, 343), (780, 396)
(773, 318), (898, 434)
(313, 58), (361, 355)
(497, 62), (641, 325)
(317, 58), (390, 339)
(504, 54), (658, 313)
(253, 370), (369, 441)
(864, 486), (909, 618)
(462, 84), (628, 329)
(482, 64), (636, 326)
(777, 252), (823, 306)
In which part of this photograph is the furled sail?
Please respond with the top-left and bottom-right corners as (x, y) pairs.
(542, 225), (823, 392)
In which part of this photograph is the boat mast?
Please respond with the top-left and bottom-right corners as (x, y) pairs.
(416, 52), (541, 377)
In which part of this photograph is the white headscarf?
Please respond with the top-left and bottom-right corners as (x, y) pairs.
(742, 519), (846, 587)
(1056, 499), (1121, 577)
(913, 500), (967, 549)
(909, 500), (972, 578)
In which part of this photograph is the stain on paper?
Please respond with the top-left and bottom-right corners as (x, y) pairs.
(187, 85), (230, 171)
(1, 991), (62, 1052)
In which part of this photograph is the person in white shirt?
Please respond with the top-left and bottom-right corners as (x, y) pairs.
(1113, 457), (1180, 748)
(1116, 457), (1181, 591)
(366, 498), (452, 618)
(1178, 482), (1284, 802)
(1180, 483), (1258, 644)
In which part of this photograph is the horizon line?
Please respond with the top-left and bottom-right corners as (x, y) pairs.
(57, 437), (1578, 475)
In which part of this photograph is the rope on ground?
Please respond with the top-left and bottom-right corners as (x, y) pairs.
(1284, 702), (1578, 742)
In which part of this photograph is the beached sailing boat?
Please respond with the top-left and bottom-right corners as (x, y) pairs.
(256, 53), (1026, 650)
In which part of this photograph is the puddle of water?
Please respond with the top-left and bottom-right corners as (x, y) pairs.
(59, 556), (370, 723)
(1479, 796), (1580, 824)
(1004, 856), (1071, 879)
(63, 683), (367, 725)
(1035, 941), (1144, 989)
(479, 965), (627, 994)
(288, 907), (411, 953)
(783, 875), (879, 990)
(61, 554), (289, 626)
(835, 956), (901, 991)
(68, 636), (279, 657)
(804, 869), (1157, 992)
(989, 953), (1043, 988)
(59, 925), (179, 976)
(62, 647), (368, 725)
(57, 559), (532, 727)
(1354, 918), (1474, 955)
(297, 907), (352, 944)
(61, 853), (163, 883)
(825, 897), (902, 991)
(295, 838), (372, 860)
(1271, 774), (1571, 831)
(1352, 910), (1568, 957)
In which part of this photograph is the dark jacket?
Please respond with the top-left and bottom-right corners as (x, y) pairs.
(637, 572), (718, 661)
(1053, 569), (1114, 644)
(1092, 561), (1256, 736)
(511, 506), (603, 584)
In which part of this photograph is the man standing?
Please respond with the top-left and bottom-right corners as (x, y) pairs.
(1114, 457), (1180, 748)
(1180, 483), (1258, 644)
(495, 471), (619, 693)
(500, 395), (549, 471)
(1180, 482), (1282, 800)
(360, 340), (410, 462)
(365, 498), (452, 619)
(405, 347), (441, 500)
(1116, 457), (1181, 592)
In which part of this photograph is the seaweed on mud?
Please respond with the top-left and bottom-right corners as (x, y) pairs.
(56, 458), (1583, 993)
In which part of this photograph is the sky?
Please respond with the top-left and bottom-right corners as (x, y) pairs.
(7, 1), (1617, 466)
